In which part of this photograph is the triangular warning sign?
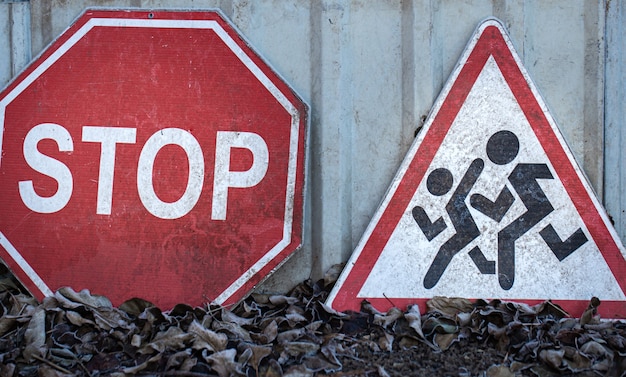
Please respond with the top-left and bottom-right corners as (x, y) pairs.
(326, 18), (626, 318)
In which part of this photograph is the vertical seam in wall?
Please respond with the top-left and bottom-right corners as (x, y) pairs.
(430, 0), (443, 98)
(583, 0), (604, 197)
(8, 3), (14, 76)
(616, 0), (623, 232)
(492, 0), (505, 23)
(603, 0), (624, 238)
(401, 0), (416, 143)
(517, 1), (526, 61)
(523, 1), (532, 73)
(39, 0), (52, 57)
(614, 2), (626, 231)
(605, 0), (625, 232)
(10, 1), (31, 78)
(613, 1), (626, 232)
(604, 0), (613, 208)
(342, 3), (353, 258)
(309, 0), (323, 278)
(601, 0), (610, 203)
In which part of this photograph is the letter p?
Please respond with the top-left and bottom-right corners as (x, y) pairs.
(212, 131), (269, 220)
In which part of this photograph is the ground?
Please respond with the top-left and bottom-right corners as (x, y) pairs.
(0, 264), (624, 376)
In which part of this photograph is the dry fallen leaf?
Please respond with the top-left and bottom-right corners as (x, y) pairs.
(189, 319), (228, 352)
(22, 306), (46, 362)
(486, 364), (515, 377)
(206, 348), (245, 377)
(427, 296), (474, 316)
(373, 307), (403, 329)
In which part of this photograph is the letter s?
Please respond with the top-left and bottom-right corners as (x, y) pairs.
(18, 123), (73, 213)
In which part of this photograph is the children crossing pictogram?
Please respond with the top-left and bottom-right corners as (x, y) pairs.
(326, 18), (626, 318)
(414, 130), (588, 291)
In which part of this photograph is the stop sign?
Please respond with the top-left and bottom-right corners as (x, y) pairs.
(0, 10), (307, 309)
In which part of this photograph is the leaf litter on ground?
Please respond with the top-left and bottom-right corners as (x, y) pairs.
(0, 264), (624, 376)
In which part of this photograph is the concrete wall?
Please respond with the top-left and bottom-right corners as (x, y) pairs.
(0, 0), (620, 293)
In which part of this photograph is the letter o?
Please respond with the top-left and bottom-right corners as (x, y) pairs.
(137, 128), (204, 219)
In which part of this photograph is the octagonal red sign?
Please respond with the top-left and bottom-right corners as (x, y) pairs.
(0, 10), (307, 309)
